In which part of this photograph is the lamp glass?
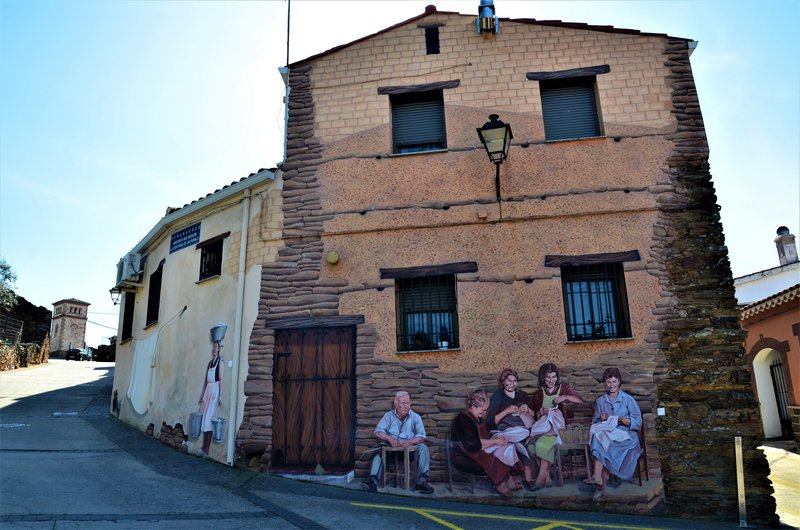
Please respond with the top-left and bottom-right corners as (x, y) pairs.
(482, 128), (508, 160)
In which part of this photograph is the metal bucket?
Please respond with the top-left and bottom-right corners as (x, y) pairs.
(189, 412), (203, 439)
(211, 416), (226, 442)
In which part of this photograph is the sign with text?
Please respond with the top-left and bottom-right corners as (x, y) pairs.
(170, 223), (200, 254)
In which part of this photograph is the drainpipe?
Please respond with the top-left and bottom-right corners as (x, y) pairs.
(226, 188), (251, 465)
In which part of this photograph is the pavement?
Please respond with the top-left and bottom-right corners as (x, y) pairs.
(759, 441), (800, 529)
(2, 360), (797, 529)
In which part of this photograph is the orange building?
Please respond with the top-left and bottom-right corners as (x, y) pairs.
(738, 228), (800, 445)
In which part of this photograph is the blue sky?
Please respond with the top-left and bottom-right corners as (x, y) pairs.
(1, 0), (798, 347)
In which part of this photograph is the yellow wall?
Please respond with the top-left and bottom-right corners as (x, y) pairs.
(114, 177), (281, 462)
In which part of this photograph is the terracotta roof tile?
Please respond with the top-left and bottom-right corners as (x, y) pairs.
(740, 283), (800, 320)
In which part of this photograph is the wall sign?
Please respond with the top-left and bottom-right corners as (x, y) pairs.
(170, 223), (200, 253)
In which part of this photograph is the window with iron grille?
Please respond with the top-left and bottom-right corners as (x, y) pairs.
(391, 90), (446, 154)
(145, 259), (164, 326)
(540, 76), (601, 142)
(560, 263), (631, 341)
(395, 274), (459, 351)
(121, 291), (135, 342)
(196, 232), (229, 281)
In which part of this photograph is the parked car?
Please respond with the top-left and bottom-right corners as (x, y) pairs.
(65, 348), (92, 361)
(92, 344), (116, 362)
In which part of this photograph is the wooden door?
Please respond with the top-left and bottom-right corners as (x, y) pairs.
(272, 326), (356, 471)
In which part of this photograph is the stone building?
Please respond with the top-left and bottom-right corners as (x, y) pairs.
(234, 3), (776, 525)
(736, 227), (800, 446)
(49, 298), (89, 355)
(110, 169), (282, 465)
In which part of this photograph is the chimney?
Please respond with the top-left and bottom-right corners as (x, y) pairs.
(775, 226), (798, 266)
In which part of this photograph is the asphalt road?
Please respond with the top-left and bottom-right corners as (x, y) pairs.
(0, 359), (792, 529)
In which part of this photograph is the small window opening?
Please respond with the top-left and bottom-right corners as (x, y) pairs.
(425, 26), (440, 55)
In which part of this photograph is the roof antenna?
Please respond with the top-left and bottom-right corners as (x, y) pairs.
(286, 0), (291, 65)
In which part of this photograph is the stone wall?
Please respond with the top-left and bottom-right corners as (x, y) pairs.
(0, 337), (49, 371)
(237, 62), (326, 463)
(651, 39), (777, 526)
(0, 295), (51, 344)
(789, 406), (800, 448)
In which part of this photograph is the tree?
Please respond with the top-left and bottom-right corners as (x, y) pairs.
(0, 258), (18, 311)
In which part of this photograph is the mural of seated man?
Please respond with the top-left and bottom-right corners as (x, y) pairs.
(363, 390), (434, 494)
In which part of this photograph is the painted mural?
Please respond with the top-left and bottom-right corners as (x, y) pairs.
(194, 321), (227, 457)
(365, 364), (646, 503)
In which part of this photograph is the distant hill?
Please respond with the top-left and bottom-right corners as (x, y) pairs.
(0, 295), (51, 344)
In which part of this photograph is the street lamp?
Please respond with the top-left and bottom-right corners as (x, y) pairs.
(109, 287), (122, 306)
(476, 114), (513, 201)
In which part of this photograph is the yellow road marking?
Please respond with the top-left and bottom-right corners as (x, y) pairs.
(412, 508), (464, 530)
(351, 502), (665, 530)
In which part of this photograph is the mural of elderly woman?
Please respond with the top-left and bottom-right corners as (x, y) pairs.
(450, 390), (524, 499)
(528, 362), (584, 490)
(486, 368), (537, 490)
(197, 322), (226, 457)
(585, 367), (642, 500)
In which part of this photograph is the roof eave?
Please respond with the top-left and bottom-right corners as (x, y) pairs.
(129, 168), (275, 257)
(287, 10), (692, 68)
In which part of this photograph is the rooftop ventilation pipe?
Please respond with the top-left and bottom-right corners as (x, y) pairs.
(775, 226), (798, 266)
(476, 0), (498, 34)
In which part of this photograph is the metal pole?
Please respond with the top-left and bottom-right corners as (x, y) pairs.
(286, 0), (291, 66)
(494, 162), (501, 201)
(735, 436), (747, 527)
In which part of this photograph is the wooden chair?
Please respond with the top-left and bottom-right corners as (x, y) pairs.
(381, 445), (418, 490)
(635, 427), (649, 486)
(555, 422), (591, 486)
(445, 436), (487, 493)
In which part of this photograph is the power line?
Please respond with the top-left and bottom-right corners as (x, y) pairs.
(87, 319), (118, 330)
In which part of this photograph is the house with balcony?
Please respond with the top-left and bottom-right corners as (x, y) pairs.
(233, 2), (775, 524)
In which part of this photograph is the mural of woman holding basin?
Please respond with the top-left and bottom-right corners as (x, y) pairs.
(197, 321), (226, 457)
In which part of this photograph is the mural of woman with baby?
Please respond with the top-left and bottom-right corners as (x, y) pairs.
(197, 321), (226, 457)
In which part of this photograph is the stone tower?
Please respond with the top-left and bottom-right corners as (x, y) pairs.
(49, 298), (90, 355)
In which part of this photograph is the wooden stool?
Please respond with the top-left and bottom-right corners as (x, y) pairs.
(381, 445), (418, 490)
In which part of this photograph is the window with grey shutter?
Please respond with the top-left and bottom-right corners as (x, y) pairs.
(540, 76), (601, 141)
(391, 90), (446, 154)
